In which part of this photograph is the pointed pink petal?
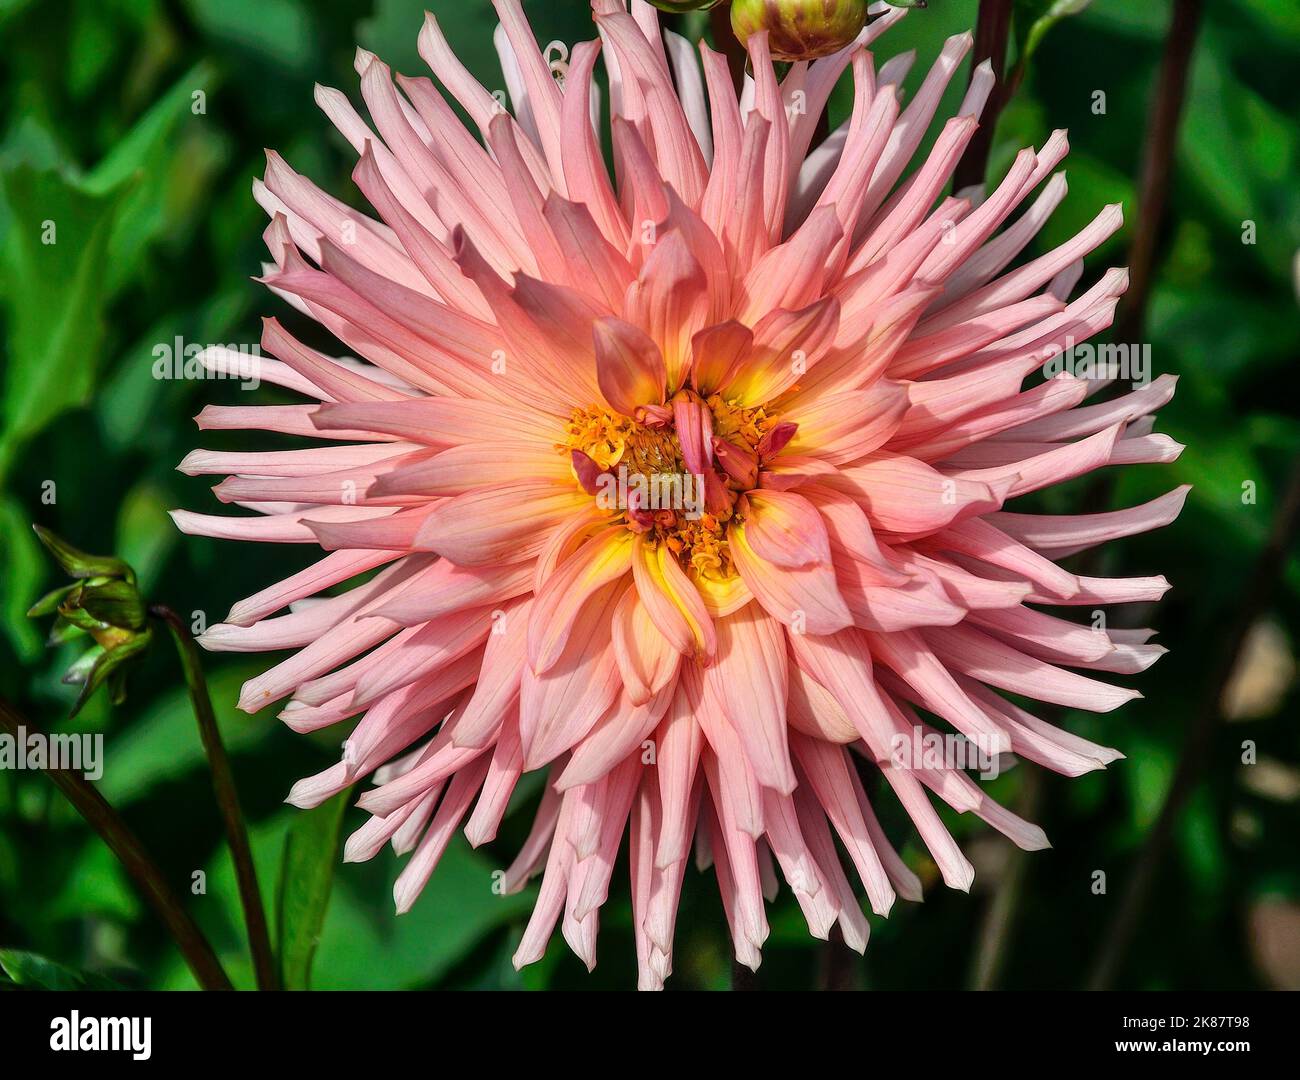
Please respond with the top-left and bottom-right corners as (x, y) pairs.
(742, 489), (832, 568)
(728, 520), (853, 635)
(528, 528), (634, 673)
(704, 604), (795, 794)
(593, 315), (668, 417)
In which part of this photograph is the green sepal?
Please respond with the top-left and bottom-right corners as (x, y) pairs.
(69, 578), (147, 632)
(31, 525), (136, 585)
(46, 616), (86, 647)
(64, 629), (152, 717)
(27, 583), (80, 618)
(55, 605), (112, 633)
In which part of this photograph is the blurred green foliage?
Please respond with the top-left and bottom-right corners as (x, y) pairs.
(0, 0), (1297, 990)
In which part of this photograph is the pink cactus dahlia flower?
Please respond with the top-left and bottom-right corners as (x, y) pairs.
(176, 0), (1186, 988)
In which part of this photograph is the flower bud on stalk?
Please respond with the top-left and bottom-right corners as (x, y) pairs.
(28, 526), (152, 715)
(731, 0), (869, 61)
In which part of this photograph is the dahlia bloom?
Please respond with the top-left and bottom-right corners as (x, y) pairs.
(176, 0), (1186, 988)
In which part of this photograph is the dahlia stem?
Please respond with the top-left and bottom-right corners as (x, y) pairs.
(731, 959), (760, 990)
(1114, 0), (1203, 342)
(952, 0), (1014, 191)
(0, 697), (233, 991)
(817, 926), (858, 990)
(151, 604), (278, 991)
(1087, 457), (1300, 990)
(709, 4), (748, 88)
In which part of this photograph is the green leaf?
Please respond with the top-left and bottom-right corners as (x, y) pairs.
(0, 165), (130, 482)
(68, 1), (121, 100)
(115, 481), (178, 594)
(83, 61), (220, 293)
(0, 495), (43, 661)
(360, 0), (497, 84)
(97, 660), (273, 804)
(158, 812), (536, 990)
(1180, 41), (1300, 283)
(0, 950), (121, 990)
(1179, 788), (1226, 889)
(1014, 0), (1094, 68)
(185, 0), (318, 73)
(276, 788), (350, 990)
(0, 62), (219, 480)
(1233, 0), (1300, 42)
(308, 840), (537, 990)
(97, 288), (250, 455)
(0, 0), (37, 30)
(49, 837), (142, 924)
(1126, 735), (1175, 830)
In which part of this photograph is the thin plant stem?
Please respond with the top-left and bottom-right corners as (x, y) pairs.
(731, 958), (760, 990)
(955, 0), (1032, 990)
(1115, 0), (1204, 344)
(709, 3), (747, 87)
(817, 926), (859, 990)
(952, 0), (1014, 191)
(0, 697), (233, 990)
(151, 604), (278, 991)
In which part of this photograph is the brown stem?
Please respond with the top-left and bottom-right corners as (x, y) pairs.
(731, 958), (760, 990)
(1114, 0), (1204, 344)
(709, 4), (747, 88)
(952, 0), (1014, 191)
(0, 698), (233, 990)
(151, 604), (278, 991)
(1086, 457), (1300, 989)
(817, 926), (859, 990)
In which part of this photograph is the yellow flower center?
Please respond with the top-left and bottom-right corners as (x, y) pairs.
(561, 402), (785, 583)
(704, 393), (780, 456)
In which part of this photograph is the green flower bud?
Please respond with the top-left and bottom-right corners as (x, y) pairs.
(28, 526), (152, 716)
(731, 0), (869, 61)
(63, 579), (148, 634)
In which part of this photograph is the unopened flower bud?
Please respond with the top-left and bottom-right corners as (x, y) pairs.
(28, 527), (152, 716)
(731, 0), (868, 61)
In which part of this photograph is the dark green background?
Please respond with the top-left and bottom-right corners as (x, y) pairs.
(1, 0), (1297, 990)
